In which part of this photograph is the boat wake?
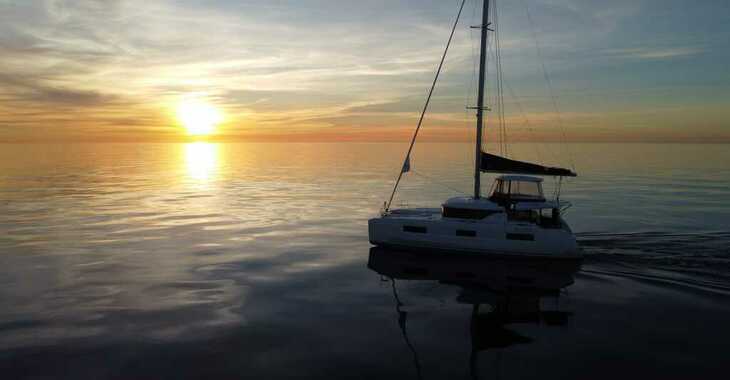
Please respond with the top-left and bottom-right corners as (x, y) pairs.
(577, 231), (730, 295)
(578, 231), (730, 258)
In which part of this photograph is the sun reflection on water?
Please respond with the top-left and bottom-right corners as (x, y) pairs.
(184, 142), (219, 181)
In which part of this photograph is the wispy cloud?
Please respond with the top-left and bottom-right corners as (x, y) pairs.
(603, 46), (703, 60)
(0, 0), (728, 142)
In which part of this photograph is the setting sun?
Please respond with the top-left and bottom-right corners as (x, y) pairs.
(176, 99), (223, 136)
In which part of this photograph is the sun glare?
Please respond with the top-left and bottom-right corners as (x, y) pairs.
(184, 142), (218, 181)
(176, 99), (223, 136)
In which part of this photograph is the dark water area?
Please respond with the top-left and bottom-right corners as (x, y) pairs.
(0, 143), (729, 379)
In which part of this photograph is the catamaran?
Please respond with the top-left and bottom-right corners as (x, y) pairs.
(368, 0), (580, 258)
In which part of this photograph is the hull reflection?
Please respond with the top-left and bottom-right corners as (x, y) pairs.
(368, 246), (581, 291)
(367, 247), (582, 379)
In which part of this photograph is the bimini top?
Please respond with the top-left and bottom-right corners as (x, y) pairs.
(496, 175), (543, 183)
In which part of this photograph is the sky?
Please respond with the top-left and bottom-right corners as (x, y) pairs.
(0, 0), (728, 143)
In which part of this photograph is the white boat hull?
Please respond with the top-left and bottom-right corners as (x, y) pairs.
(368, 208), (580, 259)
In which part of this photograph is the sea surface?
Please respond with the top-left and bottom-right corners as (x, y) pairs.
(0, 142), (729, 379)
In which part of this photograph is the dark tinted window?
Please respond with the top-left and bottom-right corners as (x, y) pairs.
(443, 207), (500, 220)
(506, 233), (534, 241)
(403, 226), (427, 234)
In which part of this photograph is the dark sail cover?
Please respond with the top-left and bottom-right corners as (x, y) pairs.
(480, 152), (577, 177)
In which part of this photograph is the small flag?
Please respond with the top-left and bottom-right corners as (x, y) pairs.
(402, 156), (411, 173)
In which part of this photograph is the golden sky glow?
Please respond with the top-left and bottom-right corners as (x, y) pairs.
(0, 0), (728, 143)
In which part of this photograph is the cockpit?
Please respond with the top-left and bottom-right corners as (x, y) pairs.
(440, 176), (568, 228)
(486, 175), (568, 228)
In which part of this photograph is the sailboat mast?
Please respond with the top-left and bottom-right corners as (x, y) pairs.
(474, 0), (490, 199)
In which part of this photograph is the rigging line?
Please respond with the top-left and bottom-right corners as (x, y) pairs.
(521, 0), (576, 171)
(494, 0), (508, 157)
(505, 81), (547, 165)
(493, 44), (506, 156)
(390, 279), (423, 380)
(466, 0), (478, 138)
(490, 0), (500, 156)
(495, 4), (510, 157)
(481, 18), (491, 155)
(467, 0), (478, 111)
(488, 34), (503, 156)
(412, 169), (469, 196)
(385, 0), (467, 212)
(483, 0), (499, 156)
(481, 22), (500, 164)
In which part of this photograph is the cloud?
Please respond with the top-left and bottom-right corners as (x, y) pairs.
(0, 0), (728, 142)
(0, 72), (120, 106)
(603, 46), (703, 60)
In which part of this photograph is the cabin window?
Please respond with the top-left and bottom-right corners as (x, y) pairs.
(442, 207), (500, 220)
(403, 225), (427, 234)
(538, 208), (562, 228)
(491, 180), (545, 203)
(456, 230), (477, 237)
(509, 181), (542, 198)
(508, 210), (539, 223)
(506, 233), (535, 241)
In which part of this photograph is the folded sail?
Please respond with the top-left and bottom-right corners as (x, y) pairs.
(480, 152), (577, 177)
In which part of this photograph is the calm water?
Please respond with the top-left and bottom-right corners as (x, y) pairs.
(1, 142), (729, 379)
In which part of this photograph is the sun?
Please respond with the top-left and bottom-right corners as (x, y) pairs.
(176, 99), (223, 136)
